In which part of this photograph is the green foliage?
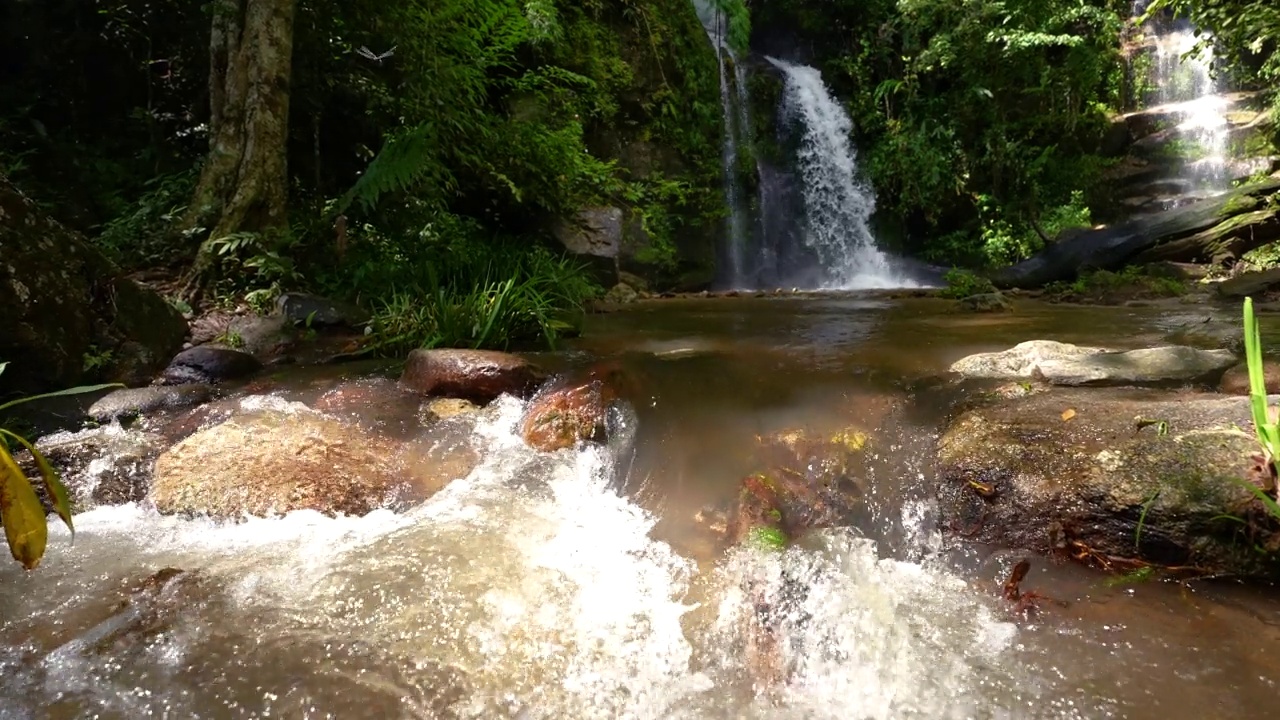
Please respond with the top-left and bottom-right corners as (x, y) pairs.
(0, 364), (120, 570)
(364, 243), (598, 355)
(207, 230), (305, 312)
(939, 268), (996, 298)
(1144, 0), (1280, 88)
(1244, 298), (1280, 461)
(1044, 265), (1186, 302)
(95, 170), (196, 268)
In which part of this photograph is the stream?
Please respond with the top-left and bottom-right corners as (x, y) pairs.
(1, 295), (1278, 719)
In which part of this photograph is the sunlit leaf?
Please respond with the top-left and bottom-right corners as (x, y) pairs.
(0, 383), (123, 412)
(0, 445), (48, 569)
(1061, 408), (1076, 422)
(0, 430), (73, 536)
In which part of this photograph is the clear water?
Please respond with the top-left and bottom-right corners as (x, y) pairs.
(2, 297), (1279, 719)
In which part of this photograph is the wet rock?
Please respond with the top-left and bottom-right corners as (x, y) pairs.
(313, 377), (424, 436)
(949, 340), (1236, 387)
(151, 406), (411, 518)
(21, 426), (167, 507)
(419, 397), (480, 423)
(158, 345), (262, 385)
(278, 292), (370, 328)
(603, 282), (640, 305)
(398, 421), (482, 497)
(399, 349), (543, 402)
(519, 378), (614, 452)
(956, 292), (1011, 313)
(937, 389), (1280, 580)
(554, 206), (624, 258)
(87, 384), (214, 422)
(1219, 360), (1280, 395)
(725, 428), (871, 547)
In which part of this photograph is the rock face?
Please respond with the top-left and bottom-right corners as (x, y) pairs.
(554, 206), (625, 259)
(992, 178), (1280, 288)
(1216, 267), (1280, 298)
(1220, 360), (1280, 395)
(949, 341), (1236, 387)
(937, 389), (1280, 579)
(399, 349), (543, 402)
(88, 384), (215, 422)
(151, 408), (411, 518)
(0, 175), (188, 393)
(159, 345), (262, 385)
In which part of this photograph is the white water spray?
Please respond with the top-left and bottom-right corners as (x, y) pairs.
(767, 57), (912, 290)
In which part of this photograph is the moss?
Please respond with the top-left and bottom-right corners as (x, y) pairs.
(747, 525), (789, 552)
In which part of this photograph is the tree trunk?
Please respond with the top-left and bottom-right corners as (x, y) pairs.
(182, 0), (296, 296)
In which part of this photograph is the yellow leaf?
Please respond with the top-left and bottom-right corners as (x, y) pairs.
(1061, 408), (1077, 422)
(0, 445), (49, 570)
(0, 431), (73, 537)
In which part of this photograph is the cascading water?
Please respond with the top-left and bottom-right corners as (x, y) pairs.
(766, 58), (912, 290)
(695, 1), (754, 288)
(1147, 26), (1230, 188)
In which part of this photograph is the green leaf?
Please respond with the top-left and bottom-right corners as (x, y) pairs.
(0, 383), (123, 413)
(0, 444), (48, 569)
(1230, 476), (1280, 521)
(0, 430), (73, 536)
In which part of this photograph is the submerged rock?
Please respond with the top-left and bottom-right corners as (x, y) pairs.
(87, 384), (215, 422)
(312, 377), (424, 436)
(937, 389), (1280, 580)
(725, 428), (871, 548)
(158, 345), (262, 385)
(399, 349), (544, 402)
(151, 407), (412, 518)
(949, 340), (1235, 387)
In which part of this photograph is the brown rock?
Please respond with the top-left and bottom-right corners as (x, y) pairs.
(313, 377), (424, 436)
(519, 378), (613, 452)
(1219, 360), (1280, 395)
(419, 397), (480, 423)
(938, 388), (1280, 579)
(151, 408), (410, 518)
(399, 349), (543, 402)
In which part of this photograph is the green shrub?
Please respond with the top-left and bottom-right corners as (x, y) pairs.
(1044, 265), (1184, 302)
(939, 268), (996, 299)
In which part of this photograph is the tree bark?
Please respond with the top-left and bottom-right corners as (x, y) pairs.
(182, 0), (296, 296)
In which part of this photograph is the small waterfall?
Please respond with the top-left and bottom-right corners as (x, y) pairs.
(766, 57), (908, 290)
(695, 1), (753, 288)
(1148, 27), (1229, 187)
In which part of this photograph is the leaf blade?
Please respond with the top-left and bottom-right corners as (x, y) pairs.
(0, 429), (73, 536)
(0, 383), (123, 412)
(0, 444), (49, 569)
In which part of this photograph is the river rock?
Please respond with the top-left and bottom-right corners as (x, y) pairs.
(725, 428), (871, 548)
(1216, 267), (1280, 298)
(603, 282), (640, 305)
(419, 397), (480, 423)
(0, 175), (188, 394)
(956, 292), (1011, 313)
(1219, 360), (1280, 395)
(399, 349), (543, 402)
(151, 407), (411, 518)
(87, 384), (215, 422)
(21, 425), (167, 507)
(949, 340), (1236, 387)
(158, 345), (262, 385)
(312, 377), (424, 436)
(277, 292), (370, 328)
(937, 389), (1280, 579)
(519, 378), (614, 452)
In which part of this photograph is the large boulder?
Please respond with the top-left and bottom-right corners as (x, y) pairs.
(519, 377), (615, 452)
(158, 345), (262, 385)
(937, 389), (1280, 580)
(949, 341), (1236, 387)
(399, 349), (544, 402)
(0, 176), (188, 393)
(1216, 267), (1280, 298)
(277, 292), (369, 328)
(151, 406), (415, 518)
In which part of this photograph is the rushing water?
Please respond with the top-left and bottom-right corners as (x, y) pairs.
(766, 59), (911, 291)
(1148, 28), (1230, 188)
(3, 297), (1280, 718)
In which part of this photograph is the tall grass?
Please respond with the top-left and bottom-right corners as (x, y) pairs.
(365, 244), (598, 355)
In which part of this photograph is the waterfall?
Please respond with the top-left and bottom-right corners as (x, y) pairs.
(1150, 28), (1229, 187)
(694, 1), (753, 288)
(766, 57), (907, 290)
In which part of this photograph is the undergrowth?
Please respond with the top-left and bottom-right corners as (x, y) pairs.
(1044, 265), (1186, 303)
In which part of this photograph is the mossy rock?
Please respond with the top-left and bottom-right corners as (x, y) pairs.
(937, 388), (1280, 580)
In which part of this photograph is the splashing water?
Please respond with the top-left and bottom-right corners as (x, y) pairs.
(766, 58), (914, 291)
(1146, 25), (1230, 188)
(0, 393), (1056, 718)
